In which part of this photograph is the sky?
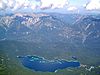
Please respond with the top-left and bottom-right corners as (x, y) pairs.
(0, 0), (100, 14)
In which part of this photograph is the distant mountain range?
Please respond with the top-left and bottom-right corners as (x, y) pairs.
(0, 13), (100, 47)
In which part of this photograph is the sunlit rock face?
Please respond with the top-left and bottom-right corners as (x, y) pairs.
(17, 55), (80, 72)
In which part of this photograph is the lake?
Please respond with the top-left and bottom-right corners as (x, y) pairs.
(17, 55), (80, 72)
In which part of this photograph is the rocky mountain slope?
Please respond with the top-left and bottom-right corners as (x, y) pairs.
(0, 13), (100, 46)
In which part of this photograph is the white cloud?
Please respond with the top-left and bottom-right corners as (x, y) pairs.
(6, 0), (68, 11)
(0, 0), (6, 10)
(86, 0), (100, 10)
(67, 6), (77, 11)
(11, 0), (40, 11)
(30, 0), (41, 10)
(13, 0), (28, 10)
(41, 0), (68, 9)
(8, 0), (15, 8)
(0, 0), (100, 13)
(0, 2), (3, 8)
(0, 0), (68, 11)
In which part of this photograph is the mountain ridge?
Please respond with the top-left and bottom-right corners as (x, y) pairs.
(0, 13), (100, 47)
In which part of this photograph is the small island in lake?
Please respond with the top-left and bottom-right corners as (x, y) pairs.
(17, 55), (80, 72)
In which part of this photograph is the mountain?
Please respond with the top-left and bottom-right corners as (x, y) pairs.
(0, 13), (100, 75)
(74, 15), (100, 47)
(0, 13), (100, 46)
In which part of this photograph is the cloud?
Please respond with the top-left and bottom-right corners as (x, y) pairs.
(0, 0), (69, 12)
(0, 1), (3, 8)
(8, 0), (15, 8)
(67, 6), (77, 11)
(29, 0), (41, 10)
(86, 0), (100, 10)
(12, 0), (31, 10)
(40, 0), (68, 9)
(0, 0), (100, 13)
(0, 0), (7, 10)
